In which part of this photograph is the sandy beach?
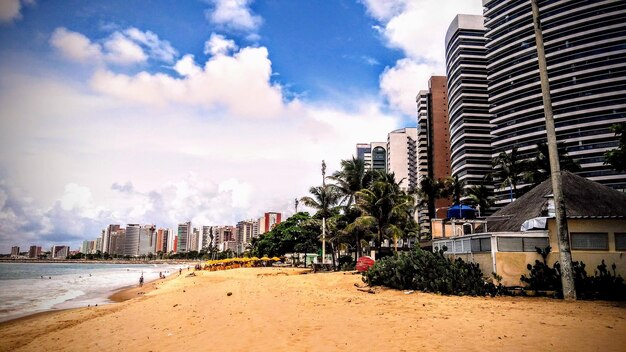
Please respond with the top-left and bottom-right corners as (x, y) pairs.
(1, 267), (625, 352)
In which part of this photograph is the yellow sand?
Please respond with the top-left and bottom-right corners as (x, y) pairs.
(1, 268), (625, 352)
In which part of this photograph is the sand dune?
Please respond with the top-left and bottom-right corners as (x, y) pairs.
(1, 267), (625, 351)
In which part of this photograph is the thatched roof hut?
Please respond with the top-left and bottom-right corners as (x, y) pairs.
(487, 172), (626, 232)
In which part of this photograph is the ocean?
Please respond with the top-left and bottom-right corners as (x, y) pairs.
(0, 262), (186, 322)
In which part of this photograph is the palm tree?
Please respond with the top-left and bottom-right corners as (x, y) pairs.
(605, 123), (626, 172)
(354, 173), (415, 255)
(492, 146), (528, 199)
(327, 157), (373, 207)
(465, 178), (494, 217)
(300, 184), (341, 219)
(300, 180), (341, 266)
(416, 176), (448, 224)
(441, 175), (464, 204)
(525, 142), (581, 186)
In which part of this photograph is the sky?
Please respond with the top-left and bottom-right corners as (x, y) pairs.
(0, 0), (483, 253)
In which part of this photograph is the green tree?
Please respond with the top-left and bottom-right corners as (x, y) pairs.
(525, 142), (581, 186)
(604, 123), (626, 172)
(354, 173), (416, 254)
(327, 157), (374, 207)
(441, 175), (464, 204)
(465, 177), (494, 217)
(492, 146), (528, 199)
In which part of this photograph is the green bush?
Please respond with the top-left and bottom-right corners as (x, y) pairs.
(362, 247), (501, 296)
(520, 246), (626, 300)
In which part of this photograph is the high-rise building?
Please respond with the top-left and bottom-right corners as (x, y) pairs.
(355, 142), (388, 172)
(445, 14), (492, 193)
(81, 241), (90, 254)
(262, 212), (282, 233)
(10, 246), (20, 258)
(123, 224), (156, 257)
(28, 246), (41, 259)
(156, 228), (165, 253)
(51, 245), (69, 259)
(109, 228), (125, 256)
(356, 143), (372, 169)
(236, 220), (256, 247)
(387, 127), (419, 191)
(102, 224), (120, 254)
(189, 227), (200, 252)
(177, 222), (191, 253)
(483, 0), (626, 204)
(416, 76), (453, 237)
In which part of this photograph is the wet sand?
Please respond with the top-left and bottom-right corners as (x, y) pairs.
(0, 267), (624, 352)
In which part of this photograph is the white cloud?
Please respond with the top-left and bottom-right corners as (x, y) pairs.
(103, 32), (147, 65)
(362, 0), (483, 115)
(124, 27), (178, 63)
(50, 27), (103, 64)
(379, 59), (437, 115)
(0, 0), (33, 24)
(90, 45), (285, 118)
(205, 0), (262, 32)
(361, 0), (405, 21)
(204, 33), (238, 56)
(50, 27), (177, 66)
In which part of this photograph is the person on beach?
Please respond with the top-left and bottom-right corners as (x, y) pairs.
(179, 268), (182, 276)
(139, 274), (144, 287)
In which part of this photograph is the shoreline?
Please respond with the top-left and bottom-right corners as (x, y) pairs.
(1, 268), (625, 352)
(0, 270), (184, 326)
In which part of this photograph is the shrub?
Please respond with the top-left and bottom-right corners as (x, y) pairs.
(362, 247), (501, 296)
(338, 255), (355, 271)
(520, 246), (626, 300)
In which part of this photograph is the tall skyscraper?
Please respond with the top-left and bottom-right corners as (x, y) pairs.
(51, 245), (69, 259)
(355, 142), (387, 172)
(102, 224), (120, 254)
(416, 76), (453, 237)
(262, 212), (282, 233)
(10, 246), (20, 257)
(482, 0), (626, 203)
(445, 14), (492, 193)
(156, 228), (171, 254)
(387, 127), (419, 191)
(177, 221), (191, 253)
(236, 220), (256, 247)
(123, 224), (156, 257)
(28, 246), (41, 258)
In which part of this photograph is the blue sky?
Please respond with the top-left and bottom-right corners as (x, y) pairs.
(0, 0), (483, 253)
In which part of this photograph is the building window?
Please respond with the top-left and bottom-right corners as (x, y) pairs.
(471, 238), (491, 252)
(615, 233), (626, 251)
(570, 233), (609, 251)
(497, 237), (549, 252)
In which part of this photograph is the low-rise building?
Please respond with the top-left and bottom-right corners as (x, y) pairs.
(432, 172), (626, 286)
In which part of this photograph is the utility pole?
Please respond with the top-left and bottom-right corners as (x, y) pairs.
(294, 198), (299, 213)
(530, 0), (576, 300)
(321, 160), (326, 265)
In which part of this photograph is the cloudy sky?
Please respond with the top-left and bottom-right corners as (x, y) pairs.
(0, 0), (482, 253)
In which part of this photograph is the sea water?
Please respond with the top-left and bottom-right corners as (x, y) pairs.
(0, 262), (186, 322)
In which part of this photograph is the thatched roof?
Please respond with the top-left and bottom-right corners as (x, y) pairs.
(487, 172), (626, 232)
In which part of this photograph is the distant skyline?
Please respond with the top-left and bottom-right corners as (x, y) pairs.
(0, 0), (483, 252)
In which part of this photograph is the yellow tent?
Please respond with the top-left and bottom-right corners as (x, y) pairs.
(260, 256), (271, 261)
(271, 257), (281, 261)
